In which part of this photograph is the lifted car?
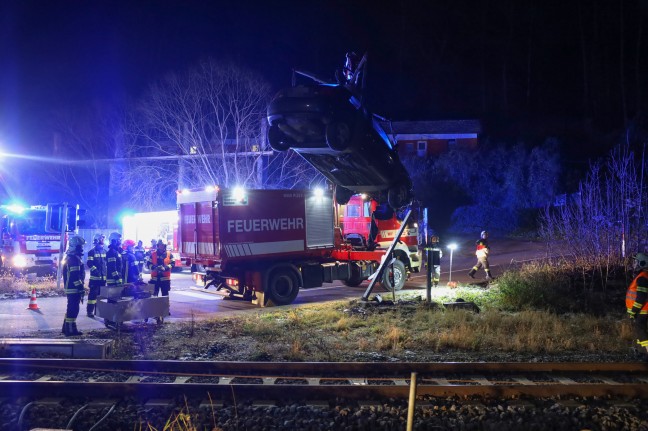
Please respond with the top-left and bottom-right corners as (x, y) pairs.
(266, 54), (413, 209)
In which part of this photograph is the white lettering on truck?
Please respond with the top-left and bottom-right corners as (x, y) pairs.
(226, 218), (304, 233)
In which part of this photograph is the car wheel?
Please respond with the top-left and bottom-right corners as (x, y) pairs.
(380, 259), (406, 292)
(388, 183), (413, 209)
(266, 268), (300, 306)
(326, 121), (352, 151)
(334, 186), (353, 205)
(267, 124), (293, 151)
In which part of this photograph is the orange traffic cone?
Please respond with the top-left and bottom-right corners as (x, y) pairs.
(26, 288), (40, 311)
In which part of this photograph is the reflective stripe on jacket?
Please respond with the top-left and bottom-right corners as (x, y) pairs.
(63, 254), (85, 295)
(87, 249), (106, 281)
(626, 270), (648, 314)
(150, 250), (174, 281)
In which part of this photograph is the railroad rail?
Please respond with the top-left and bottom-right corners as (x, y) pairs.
(1, 359), (648, 400)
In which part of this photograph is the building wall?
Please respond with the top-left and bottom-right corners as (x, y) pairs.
(396, 137), (479, 158)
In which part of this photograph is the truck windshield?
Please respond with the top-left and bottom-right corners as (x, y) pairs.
(13, 210), (47, 235)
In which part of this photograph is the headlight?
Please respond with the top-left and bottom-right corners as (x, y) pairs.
(12, 254), (28, 268)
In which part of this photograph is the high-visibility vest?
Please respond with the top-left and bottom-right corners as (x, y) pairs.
(626, 270), (648, 314)
(150, 250), (172, 281)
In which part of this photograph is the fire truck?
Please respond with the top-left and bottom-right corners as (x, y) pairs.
(0, 205), (61, 275)
(177, 187), (420, 306)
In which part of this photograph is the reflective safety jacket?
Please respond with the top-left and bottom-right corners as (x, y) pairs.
(63, 253), (85, 295)
(106, 246), (123, 286)
(148, 250), (175, 282)
(475, 239), (489, 258)
(86, 247), (107, 286)
(626, 270), (648, 315)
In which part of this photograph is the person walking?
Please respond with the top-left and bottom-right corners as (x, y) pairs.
(122, 239), (141, 283)
(85, 233), (106, 317)
(626, 253), (648, 357)
(429, 235), (442, 287)
(106, 232), (123, 286)
(62, 235), (86, 336)
(468, 230), (492, 280)
(134, 240), (146, 277)
(146, 239), (176, 297)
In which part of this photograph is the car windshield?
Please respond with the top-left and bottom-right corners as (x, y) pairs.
(13, 210), (47, 235)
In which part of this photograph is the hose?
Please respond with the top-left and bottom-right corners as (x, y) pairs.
(16, 401), (34, 431)
(88, 403), (117, 431)
(66, 403), (89, 429)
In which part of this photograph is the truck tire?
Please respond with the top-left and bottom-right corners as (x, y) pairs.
(387, 183), (412, 209)
(267, 124), (293, 151)
(380, 259), (406, 292)
(266, 269), (300, 305)
(343, 263), (364, 287)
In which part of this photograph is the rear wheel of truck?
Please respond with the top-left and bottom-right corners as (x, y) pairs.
(343, 263), (364, 287)
(267, 269), (300, 305)
(380, 259), (406, 292)
(326, 121), (352, 150)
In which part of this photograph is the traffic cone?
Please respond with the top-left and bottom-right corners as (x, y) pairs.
(26, 288), (40, 311)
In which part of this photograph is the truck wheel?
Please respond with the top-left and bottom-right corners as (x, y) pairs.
(344, 263), (364, 287)
(267, 269), (300, 305)
(380, 259), (406, 292)
(335, 186), (353, 205)
(268, 124), (293, 151)
(326, 121), (352, 151)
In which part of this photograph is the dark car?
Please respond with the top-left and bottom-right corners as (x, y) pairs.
(266, 77), (412, 209)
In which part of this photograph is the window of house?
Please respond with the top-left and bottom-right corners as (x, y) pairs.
(417, 141), (427, 157)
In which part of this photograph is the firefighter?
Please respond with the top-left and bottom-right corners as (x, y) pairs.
(85, 233), (106, 317)
(147, 239), (175, 297)
(468, 230), (492, 280)
(122, 239), (140, 283)
(429, 235), (442, 287)
(626, 253), (648, 357)
(106, 232), (123, 286)
(134, 240), (146, 276)
(62, 235), (86, 336)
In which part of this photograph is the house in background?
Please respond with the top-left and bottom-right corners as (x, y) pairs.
(380, 119), (482, 158)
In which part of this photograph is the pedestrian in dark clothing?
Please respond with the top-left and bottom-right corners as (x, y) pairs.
(626, 253), (648, 357)
(62, 235), (86, 336)
(468, 230), (492, 280)
(85, 233), (106, 317)
(106, 232), (123, 286)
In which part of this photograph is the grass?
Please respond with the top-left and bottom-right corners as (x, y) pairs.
(0, 273), (59, 296)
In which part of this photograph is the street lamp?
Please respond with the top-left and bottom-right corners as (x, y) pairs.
(447, 243), (457, 283)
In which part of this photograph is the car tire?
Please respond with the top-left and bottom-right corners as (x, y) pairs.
(267, 124), (293, 151)
(334, 186), (353, 205)
(388, 183), (413, 209)
(326, 121), (352, 151)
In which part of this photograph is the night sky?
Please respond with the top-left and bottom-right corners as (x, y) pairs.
(1, 0), (647, 153)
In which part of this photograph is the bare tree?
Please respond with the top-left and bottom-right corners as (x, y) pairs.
(117, 59), (322, 210)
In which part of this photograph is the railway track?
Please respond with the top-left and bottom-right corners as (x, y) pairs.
(2, 359), (648, 400)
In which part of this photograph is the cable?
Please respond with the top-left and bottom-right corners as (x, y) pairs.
(66, 403), (89, 430)
(88, 404), (117, 431)
(16, 401), (34, 431)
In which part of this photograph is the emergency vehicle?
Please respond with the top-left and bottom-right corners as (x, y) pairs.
(177, 186), (420, 306)
(0, 205), (61, 275)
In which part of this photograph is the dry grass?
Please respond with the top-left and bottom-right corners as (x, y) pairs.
(0, 273), (60, 296)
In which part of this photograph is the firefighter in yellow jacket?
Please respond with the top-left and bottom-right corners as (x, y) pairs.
(468, 230), (493, 280)
(147, 240), (176, 297)
(62, 235), (86, 336)
(626, 253), (648, 356)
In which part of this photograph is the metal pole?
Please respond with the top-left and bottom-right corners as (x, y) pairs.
(406, 371), (417, 431)
(449, 248), (454, 283)
(426, 245), (432, 302)
(55, 203), (68, 290)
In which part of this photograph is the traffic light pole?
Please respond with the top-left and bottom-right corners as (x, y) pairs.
(55, 203), (68, 290)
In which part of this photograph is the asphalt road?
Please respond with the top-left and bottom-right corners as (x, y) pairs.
(0, 236), (551, 337)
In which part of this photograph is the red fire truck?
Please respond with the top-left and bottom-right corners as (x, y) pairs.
(0, 205), (62, 275)
(177, 187), (420, 306)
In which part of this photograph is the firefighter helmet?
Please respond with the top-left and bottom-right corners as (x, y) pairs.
(108, 231), (122, 245)
(92, 233), (105, 245)
(634, 253), (648, 270)
(67, 235), (85, 254)
(123, 239), (136, 249)
(430, 235), (439, 244)
(156, 239), (166, 248)
(481, 230), (488, 239)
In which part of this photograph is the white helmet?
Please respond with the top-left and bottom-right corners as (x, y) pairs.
(93, 233), (105, 245)
(481, 231), (488, 239)
(67, 235), (85, 254)
(108, 231), (122, 245)
(634, 253), (648, 270)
